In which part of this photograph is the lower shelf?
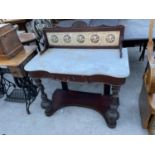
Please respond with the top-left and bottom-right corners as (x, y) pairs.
(45, 89), (119, 128)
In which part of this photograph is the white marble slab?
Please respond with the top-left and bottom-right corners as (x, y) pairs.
(25, 48), (130, 78)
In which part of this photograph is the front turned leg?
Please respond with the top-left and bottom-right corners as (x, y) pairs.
(104, 85), (120, 128)
(34, 79), (52, 109)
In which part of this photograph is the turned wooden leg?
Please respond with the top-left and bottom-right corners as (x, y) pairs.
(104, 85), (120, 128)
(139, 43), (147, 61)
(34, 79), (51, 109)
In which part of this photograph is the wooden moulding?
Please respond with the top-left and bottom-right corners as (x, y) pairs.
(0, 23), (24, 59)
(28, 71), (126, 85)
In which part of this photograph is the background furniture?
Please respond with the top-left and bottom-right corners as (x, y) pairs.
(1, 19), (32, 32)
(30, 19), (52, 52)
(56, 19), (155, 60)
(139, 20), (155, 134)
(0, 23), (39, 109)
(0, 45), (38, 114)
(17, 32), (40, 51)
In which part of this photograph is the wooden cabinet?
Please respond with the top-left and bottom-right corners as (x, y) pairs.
(0, 23), (24, 59)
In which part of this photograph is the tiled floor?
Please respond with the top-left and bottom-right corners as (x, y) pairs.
(0, 47), (148, 135)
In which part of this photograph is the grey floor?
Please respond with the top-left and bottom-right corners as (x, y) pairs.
(0, 47), (148, 135)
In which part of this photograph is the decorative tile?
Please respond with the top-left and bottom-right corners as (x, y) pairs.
(106, 34), (115, 43)
(47, 31), (120, 47)
(50, 35), (58, 43)
(90, 34), (100, 43)
(77, 35), (85, 43)
(63, 34), (71, 43)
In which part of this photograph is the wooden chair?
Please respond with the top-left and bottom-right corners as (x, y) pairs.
(139, 19), (155, 134)
(25, 21), (130, 128)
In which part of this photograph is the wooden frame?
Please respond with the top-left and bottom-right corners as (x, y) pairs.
(43, 25), (124, 57)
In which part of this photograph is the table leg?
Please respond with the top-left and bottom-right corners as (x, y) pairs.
(104, 85), (120, 128)
(61, 82), (68, 90)
(34, 79), (51, 109)
(104, 84), (111, 95)
(139, 43), (147, 61)
(0, 76), (4, 98)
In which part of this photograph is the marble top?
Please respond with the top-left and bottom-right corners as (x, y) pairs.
(25, 48), (130, 78)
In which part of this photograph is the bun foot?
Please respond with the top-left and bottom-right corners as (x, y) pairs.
(104, 110), (119, 128)
(45, 104), (56, 116)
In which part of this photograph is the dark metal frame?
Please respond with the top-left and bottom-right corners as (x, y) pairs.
(31, 19), (52, 53)
(0, 68), (16, 98)
(0, 68), (39, 114)
(13, 76), (39, 114)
